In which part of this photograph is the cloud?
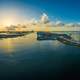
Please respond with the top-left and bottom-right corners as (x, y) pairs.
(40, 13), (50, 24)
(30, 18), (38, 25)
(54, 20), (65, 26)
(7, 13), (80, 28)
(65, 23), (76, 27)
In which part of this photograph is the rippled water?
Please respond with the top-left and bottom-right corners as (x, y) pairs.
(0, 32), (80, 80)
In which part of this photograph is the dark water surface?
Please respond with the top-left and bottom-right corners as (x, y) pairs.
(0, 32), (80, 80)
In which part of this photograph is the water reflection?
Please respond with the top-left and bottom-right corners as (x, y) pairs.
(71, 32), (80, 41)
(0, 32), (79, 79)
(0, 32), (79, 54)
(0, 38), (14, 53)
(37, 31), (80, 48)
(0, 31), (79, 61)
(0, 33), (37, 54)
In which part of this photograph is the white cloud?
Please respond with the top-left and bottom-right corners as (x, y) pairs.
(7, 13), (80, 28)
(30, 18), (38, 25)
(65, 23), (76, 27)
(55, 20), (64, 26)
(55, 21), (62, 25)
(40, 13), (50, 24)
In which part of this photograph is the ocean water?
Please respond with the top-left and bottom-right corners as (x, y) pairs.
(0, 32), (80, 80)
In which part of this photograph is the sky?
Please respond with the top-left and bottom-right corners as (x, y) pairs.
(0, 0), (80, 26)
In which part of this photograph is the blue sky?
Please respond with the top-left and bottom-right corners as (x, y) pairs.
(0, 0), (80, 25)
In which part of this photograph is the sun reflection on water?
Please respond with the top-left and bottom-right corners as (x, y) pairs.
(0, 33), (37, 54)
(0, 38), (14, 54)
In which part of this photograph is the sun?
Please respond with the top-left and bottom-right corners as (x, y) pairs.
(1, 16), (16, 26)
(0, 9), (19, 26)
